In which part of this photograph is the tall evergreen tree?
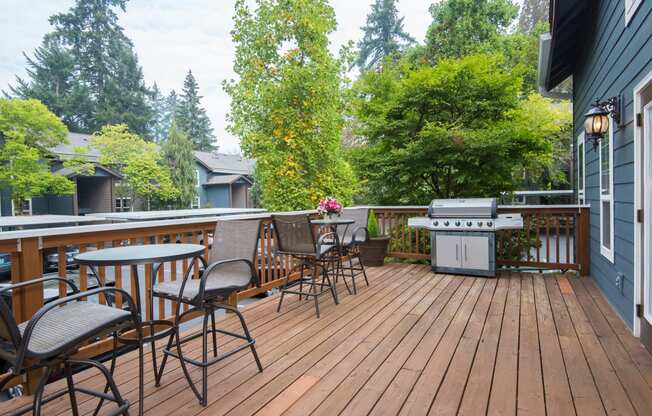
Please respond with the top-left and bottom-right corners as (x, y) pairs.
(8, 0), (152, 135)
(6, 36), (93, 132)
(161, 120), (197, 208)
(176, 70), (216, 151)
(356, 0), (415, 70)
(518, 0), (549, 33)
(162, 90), (178, 138)
(147, 83), (168, 142)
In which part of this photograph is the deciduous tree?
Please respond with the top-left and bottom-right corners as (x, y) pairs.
(348, 54), (567, 204)
(225, 0), (356, 211)
(91, 124), (177, 207)
(0, 99), (80, 213)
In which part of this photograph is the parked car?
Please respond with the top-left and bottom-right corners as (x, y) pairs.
(43, 247), (80, 273)
(0, 254), (10, 281)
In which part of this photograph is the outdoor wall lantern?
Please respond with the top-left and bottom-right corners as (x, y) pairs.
(584, 96), (621, 150)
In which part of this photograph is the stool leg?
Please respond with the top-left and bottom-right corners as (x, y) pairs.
(33, 366), (53, 416)
(211, 309), (218, 358)
(64, 362), (79, 416)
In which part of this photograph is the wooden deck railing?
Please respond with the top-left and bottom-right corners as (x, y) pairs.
(0, 204), (590, 392)
(373, 205), (590, 274)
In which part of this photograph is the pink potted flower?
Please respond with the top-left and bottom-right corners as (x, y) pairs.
(317, 197), (343, 219)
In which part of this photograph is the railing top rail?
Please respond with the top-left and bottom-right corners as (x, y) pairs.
(0, 210), (317, 242)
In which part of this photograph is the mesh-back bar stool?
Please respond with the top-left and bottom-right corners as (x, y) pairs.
(152, 219), (264, 406)
(0, 277), (144, 416)
(272, 213), (339, 318)
(337, 208), (370, 294)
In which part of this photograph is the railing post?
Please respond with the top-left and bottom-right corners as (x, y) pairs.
(13, 237), (44, 394)
(577, 207), (591, 276)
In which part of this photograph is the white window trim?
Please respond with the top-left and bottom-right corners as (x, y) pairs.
(196, 169), (201, 187)
(191, 195), (201, 209)
(577, 132), (586, 204)
(599, 117), (615, 263)
(625, 0), (643, 26)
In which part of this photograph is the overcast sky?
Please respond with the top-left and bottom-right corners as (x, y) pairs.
(0, 0), (436, 153)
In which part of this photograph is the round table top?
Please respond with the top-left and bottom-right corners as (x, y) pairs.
(75, 243), (205, 266)
(311, 218), (355, 225)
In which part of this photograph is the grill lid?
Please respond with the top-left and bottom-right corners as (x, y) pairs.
(427, 198), (497, 218)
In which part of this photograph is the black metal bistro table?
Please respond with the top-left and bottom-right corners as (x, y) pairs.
(75, 244), (206, 414)
(311, 218), (355, 294)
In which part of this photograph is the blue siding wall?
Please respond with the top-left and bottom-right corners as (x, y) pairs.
(573, 0), (652, 327)
(195, 163), (231, 208)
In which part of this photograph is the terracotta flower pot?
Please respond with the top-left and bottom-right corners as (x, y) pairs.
(360, 236), (390, 267)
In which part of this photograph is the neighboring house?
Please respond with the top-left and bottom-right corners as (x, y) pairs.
(0, 132), (123, 216)
(539, 0), (652, 349)
(194, 151), (254, 209)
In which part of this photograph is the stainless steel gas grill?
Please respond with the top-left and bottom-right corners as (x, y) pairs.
(408, 198), (523, 277)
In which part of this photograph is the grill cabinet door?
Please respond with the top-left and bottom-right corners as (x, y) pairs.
(435, 234), (462, 269)
(461, 235), (490, 270)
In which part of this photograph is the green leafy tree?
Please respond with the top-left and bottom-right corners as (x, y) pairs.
(8, 0), (152, 135)
(356, 0), (415, 70)
(91, 124), (177, 207)
(348, 54), (567, 204)
(225, 0), (356, 211)
(425, 0), (518, 61)
(161, 120), (197, 208)
(176, 70), (216, 151)
(0, 99), (79, 213)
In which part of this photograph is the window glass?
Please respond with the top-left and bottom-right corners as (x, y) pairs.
(602, 200), (612, 250)
(601, 134), (610, 195)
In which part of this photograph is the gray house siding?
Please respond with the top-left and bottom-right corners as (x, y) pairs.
(573, 0), (652, 327)
(0, 188), (11, 216)
(195, 164), (232, 208)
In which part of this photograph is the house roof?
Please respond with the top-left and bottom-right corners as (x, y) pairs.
(541, 0), (590, 91)
(194, 151), (255, 175)
(51, 132), (100, 162)
(203, 174), (252, 186)
(53, 163), (123, 179)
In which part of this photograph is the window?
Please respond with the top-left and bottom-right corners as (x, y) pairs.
(115, 197), (131, 212)
(12, 198), (32, 216)
(577, 133), (586, 204)
(191, 196), (201, 209)
(195, 169), (200, 187)
(625, 0), (643, 25)
(600, 117), (615, 262)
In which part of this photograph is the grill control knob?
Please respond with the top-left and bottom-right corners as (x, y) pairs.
(433, 221), (439, 226)
(444, 221), (449, 226)
(487, 221), (493, 227)
(467, 221), (473, 226)
(477, 221), (483, 227)
(455, 221), (461, 226)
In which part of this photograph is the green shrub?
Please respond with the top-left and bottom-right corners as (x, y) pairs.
(368, 209), (379, 238)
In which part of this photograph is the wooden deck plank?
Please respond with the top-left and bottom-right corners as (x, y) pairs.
(457, 275), (509, 416)
(487, 273), (521, 416)
(397, 279), (487, 415)
(556, 276), (637, 416)
(427, 278), (497, 416)
(2, 266), (652, 416)
(532, 275), (575, 416)
(544, 275), (606, 416)
(580, 277), (652, 389)
(284, 275), (462, 416)
(178, 267), (438, 416)
(569, 277), (652, 416)
(517, 274), (545, 416)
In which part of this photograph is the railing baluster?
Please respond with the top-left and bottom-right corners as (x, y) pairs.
(112, 240), (123, 308)
(79, 244), (88, 300)
(57, 246), (66, 298)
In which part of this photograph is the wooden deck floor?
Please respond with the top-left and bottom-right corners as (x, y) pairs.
(3, 263), (652, 416)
